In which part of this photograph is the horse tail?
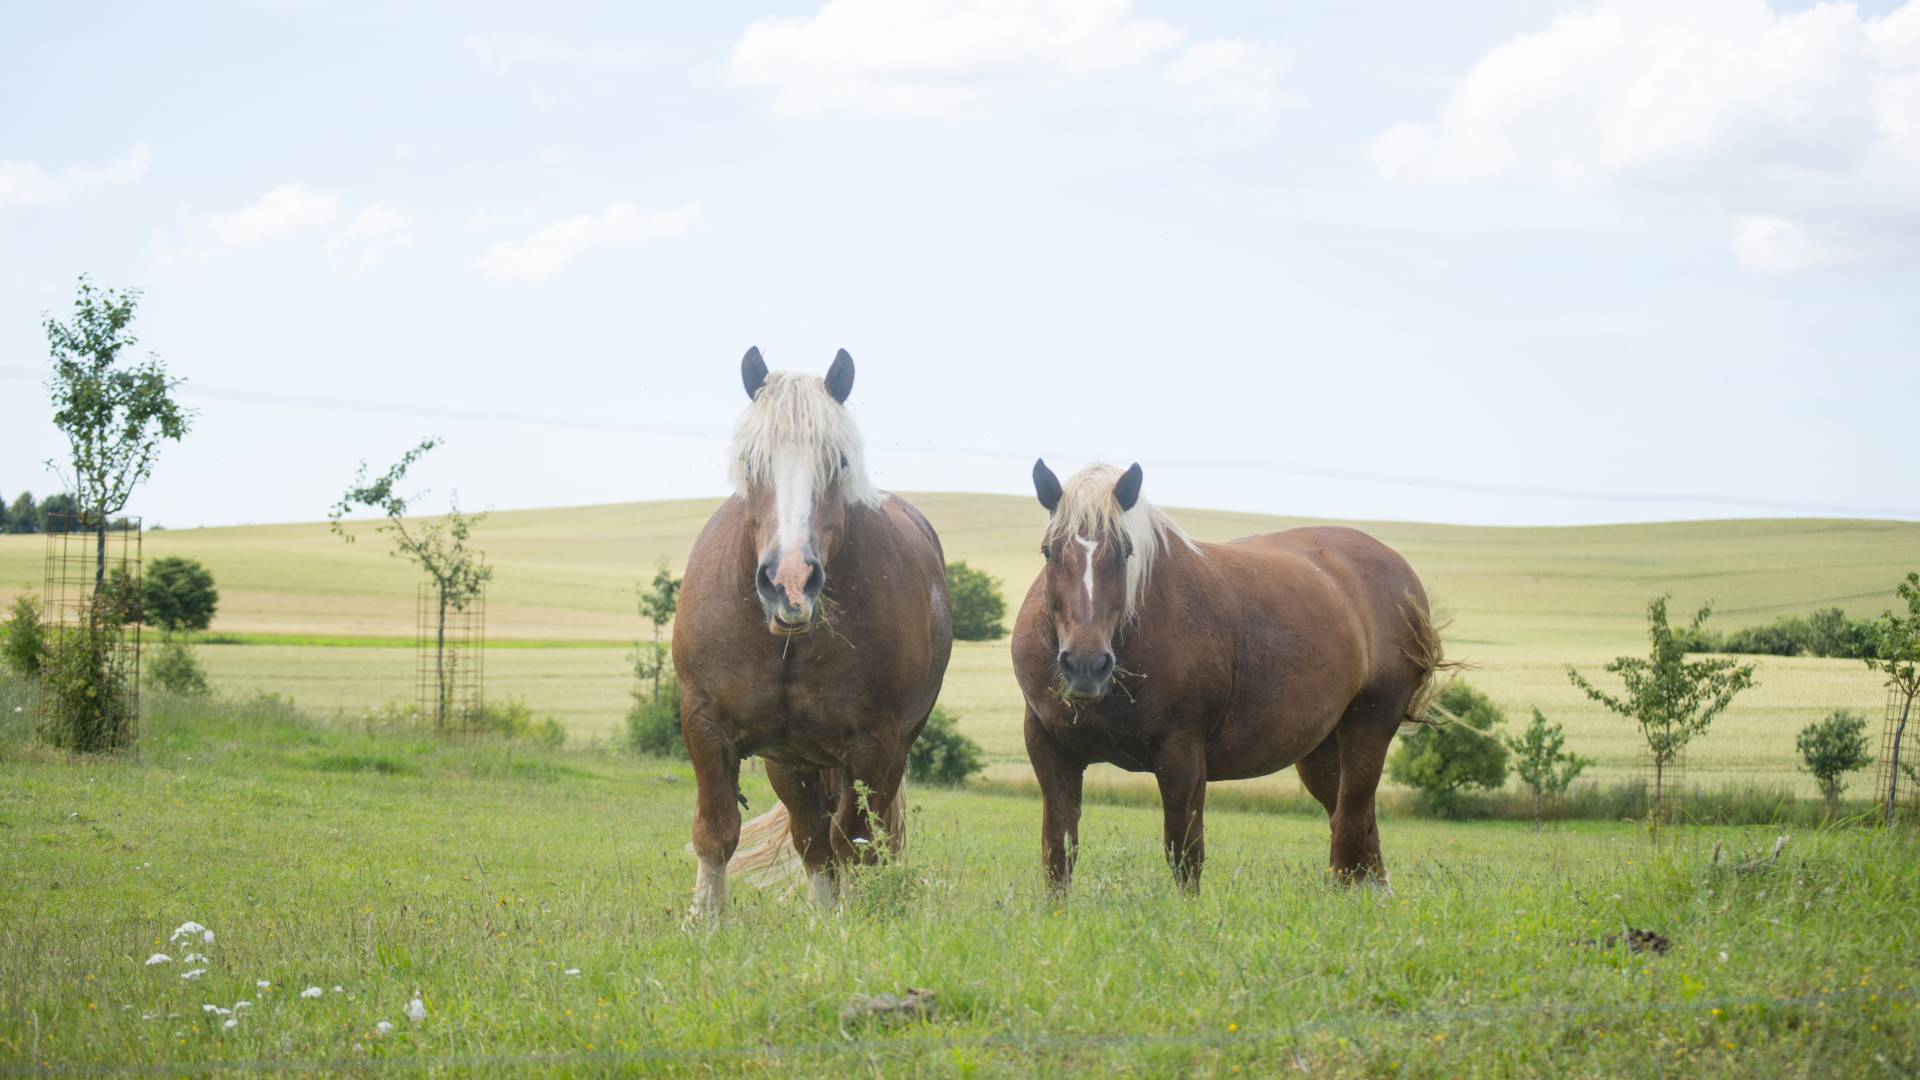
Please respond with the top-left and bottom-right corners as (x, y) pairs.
(883, 776), (909, 858)
(723, 770), (913, 889)
(1399, 594), (1466, 726)
(728, 801), (805, 891)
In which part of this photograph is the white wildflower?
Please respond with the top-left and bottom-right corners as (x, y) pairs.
(233, 1001), (251, 1010)
(374, 1020), (395, 1036)
(146, 953), (172, 966)
(301, 986), (323, 1000)
(1719, 951), (1729, 963)
(256, 980), (271, 990)
(222, 1018), (238, 1030)
(182, 953), (208, 964)
(181, 968), (207, 981)
(563, 968), (580, 977)
(404, 996), (426, 1023)
(333, 985), (343, 993)
(141, 1013), (158, 1021)
(202, 1004), (232, 1017)
(203, 930), (215, 944)
(169, 921), (208, 944)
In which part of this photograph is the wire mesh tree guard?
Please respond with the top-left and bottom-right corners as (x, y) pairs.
(39, 512), (143, 751)
(417, 581), (485, 732)
(1875, 681), (1917, 825)
(1644, 745), (1687, 832)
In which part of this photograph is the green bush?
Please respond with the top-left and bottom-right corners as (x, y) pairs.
(1387, 680), (1510, 817)
(908, 705), (984, 786)
(1687, 607), (1879, 659)
(1797, 709), (1873, 815)
(145, 638), (210, 695)
(625, 671), (685, 759)
(945, 561), (1007, 641)
(463, 697), (566, 747)
(142, 557), (219, 636)
(39, 607), (137, 753)
(2, 595), (46, 677)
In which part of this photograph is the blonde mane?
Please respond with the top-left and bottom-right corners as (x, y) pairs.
(1044, 463), (1199, 622)
(728, 371), (883, 507)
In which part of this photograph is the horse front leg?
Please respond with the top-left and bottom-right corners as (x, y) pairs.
(766, 762), (838, 910)
(1155, 739), (1208, 894)
(1026, 709), (1084, 894)
(684, 714), (741, 924)
(833, 746), (906, 867)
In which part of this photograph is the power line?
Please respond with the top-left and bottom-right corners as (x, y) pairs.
(3, 365), (1913, 519)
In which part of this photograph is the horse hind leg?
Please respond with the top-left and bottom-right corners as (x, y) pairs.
(1295, 730), (1340, 818)
(763, 763), (838, 909)
(1330, 686), (1410, 887)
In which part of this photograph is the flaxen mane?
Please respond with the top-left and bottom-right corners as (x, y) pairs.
(1043, 463), (1200, 624)
(728, 372), (883, 507)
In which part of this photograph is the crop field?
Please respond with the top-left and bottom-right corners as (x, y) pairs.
(1, 692), (1915, 1076)
(2, 497), (1912, 798)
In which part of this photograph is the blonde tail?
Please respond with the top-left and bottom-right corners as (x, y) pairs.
(722, 774), (912, 891)
(727, 803), (804, 890)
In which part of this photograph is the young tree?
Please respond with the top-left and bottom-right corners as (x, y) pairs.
(1867, 572), (1920, 825)
(329, 438), (491, 730)
(1796, 709), (1872, 817)
(1503, 707), (1592, 825)
(634, 561), (682, 704)
(944, 561), (1007, 640)
(2, 595), (47, 677)
(141, 557), (219, 638)
(43, 277), (194, 588)
(1568, 596), (1756, 821)
(1386, 680), (1510, 817)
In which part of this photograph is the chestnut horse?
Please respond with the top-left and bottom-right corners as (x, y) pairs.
(673, 348), (953, 920)
(1012, 461), (1448, 892)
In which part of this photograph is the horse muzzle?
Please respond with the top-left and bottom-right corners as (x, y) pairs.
(1057, 648), (1115, 700)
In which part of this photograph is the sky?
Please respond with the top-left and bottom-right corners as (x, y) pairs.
(2, 0), (1917, 529)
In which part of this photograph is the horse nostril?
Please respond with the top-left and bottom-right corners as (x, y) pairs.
(1057, 650), (1072, 671)
(1095, 652), (1115, 679)
(756, 563), (778, 598)
(803, 560), (825, 598)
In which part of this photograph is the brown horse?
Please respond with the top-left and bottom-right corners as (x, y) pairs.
(673, 348), (953, 920)
(1013, 461), (1448, 892)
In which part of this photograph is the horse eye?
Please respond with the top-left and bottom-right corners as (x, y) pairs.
(1040, 545), (1051, 561)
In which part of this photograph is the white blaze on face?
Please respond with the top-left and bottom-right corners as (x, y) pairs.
(1075, 535), (1099, 605)
(772, 450), (815, 556)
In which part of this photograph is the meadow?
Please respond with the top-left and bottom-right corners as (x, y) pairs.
(2, 496), (1913, 798)
(2, 689), (1916, 1076)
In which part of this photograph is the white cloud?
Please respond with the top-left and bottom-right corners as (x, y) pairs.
(728, 0), (1183, 117)
(1371, 0), (1920, 269)
(462, 34), (661, 76)
(470, 201), (700, 282)
(327, 204), (417, 272)
(1164, 38), (1297, 121)
(162, 185), (415, 272)
(0, 143), (152, 211)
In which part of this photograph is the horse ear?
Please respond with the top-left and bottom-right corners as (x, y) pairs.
(741, 347), (768, 399)
(1112, 462), (1144, 512)
(824, 349), (855, 403)
(1032, 458), (1062, 513)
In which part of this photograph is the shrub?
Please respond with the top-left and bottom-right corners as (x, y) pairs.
(2, 595), (46, 677)
(945, 561), (1007, 641)
(39, 607), (137, 753)
(142, 557), (219, 637)
(1797, 709), (1873, 816)
(1686, 607), (1879, 659)
(146, 638), (209, 695)
(1503, 707), (1591, 823)
(1387, 680), (1510, 817)
(463, 697), (566, 747)
(908, 705), (984, 786)
(625, 671), (685, 759)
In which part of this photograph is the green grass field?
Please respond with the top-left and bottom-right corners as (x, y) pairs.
(3, 497), (1914, 796)
(2, 692), (1915, 1076)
